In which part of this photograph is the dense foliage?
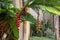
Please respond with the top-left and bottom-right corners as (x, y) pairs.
(0, 0), (60, 40)
(25, 0), (60, 15)
(0, 0), (36, 40)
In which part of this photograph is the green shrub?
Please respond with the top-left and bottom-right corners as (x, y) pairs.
(45, 28), (55, 39)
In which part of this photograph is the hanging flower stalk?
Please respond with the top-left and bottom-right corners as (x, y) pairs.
(16, 11), (21, 30)
(15, 0), (23, 31)
(36, 8), (40, 33)
(15, 0), (24, 31)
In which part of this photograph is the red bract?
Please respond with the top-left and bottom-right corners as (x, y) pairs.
(16, 12), (20, 30)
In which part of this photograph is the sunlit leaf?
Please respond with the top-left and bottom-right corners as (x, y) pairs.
(46, 6), (60, 15)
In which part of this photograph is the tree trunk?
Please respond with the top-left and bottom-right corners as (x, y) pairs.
(24, 21), (30, 40)
(54, 15), (59, 40)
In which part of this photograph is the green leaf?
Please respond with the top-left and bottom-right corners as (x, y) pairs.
(21, 13), (36, 24)
(39, 5), (46, 10)
(39, 5), (60, 15)
(0, 8), (2, 13)
(46, 6), (60, 15)
(9, 18), (19, 40)
(9, 8), (18, 14)
(34, 0), (60, 6)
(9, 8), (18, 17)
(54, 6), (60, 10)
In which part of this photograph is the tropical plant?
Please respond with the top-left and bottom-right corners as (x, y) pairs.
(45, 28), (55, 39)
(23, 0), (60, 33)
(26, 0), (60, 37)
(26, 0), (60, 15)
(0, 0), (60, 40)
(0, 0), (19, 40)
(0, 0), (36, 40)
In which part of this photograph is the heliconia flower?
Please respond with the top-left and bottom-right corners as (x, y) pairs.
(16, 12), (20, 30)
